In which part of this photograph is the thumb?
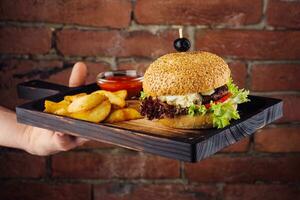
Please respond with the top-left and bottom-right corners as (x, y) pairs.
(69, 62), (88, 87)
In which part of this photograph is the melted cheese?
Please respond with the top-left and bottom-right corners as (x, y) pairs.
(158, 93), (202, 107)
(201, 89), (215, 96)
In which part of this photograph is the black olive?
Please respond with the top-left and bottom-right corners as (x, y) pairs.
(173, 37), (191, 52)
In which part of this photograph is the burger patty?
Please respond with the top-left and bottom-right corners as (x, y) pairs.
(140, 97), (188, 120)
(202, 85), (229, 104)
(141, 84), (228, 120)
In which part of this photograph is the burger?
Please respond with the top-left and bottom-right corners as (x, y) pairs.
(140, 51), (249, 129)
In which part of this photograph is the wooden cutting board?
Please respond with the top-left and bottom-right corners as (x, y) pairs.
(16, 80), (283, 162)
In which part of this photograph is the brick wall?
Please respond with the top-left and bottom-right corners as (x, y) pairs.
(0, 0), (299, 199)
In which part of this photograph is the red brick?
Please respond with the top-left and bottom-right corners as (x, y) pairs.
(0, 182), (91, 200)
(267, 0), (300, 29)
(94, 183), (129, 200)
(135, 0), (262, 26)
(57, 30), (177, 57)
(224, 184), (300, 200)
(0, 59), (63, 109)
(85, 62), (112, 84)
(94, 183), (218, 200)
(228, 62), (247, 88)
(0, 152), (46, 178)
(255, 126), (300, 152)
(185, 155), (300, 183)
(47, 62), (110, 86)
(145, 185), (217, 200)
(221, 137), (250, 153)
(251, 64), (300, 91)
(52, 152), (180, 179)
(0, 0), (131, 28)
(117, 60), (151, 75)
(272, 95), (300, 122)
(196, 30), (300, 60)
(0, 27), (52, 54)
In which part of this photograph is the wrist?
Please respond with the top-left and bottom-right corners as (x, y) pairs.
(21, 125), (58, 156)
(19, 125), (35, 154)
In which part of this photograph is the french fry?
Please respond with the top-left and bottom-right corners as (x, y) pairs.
(70, 100), (111, 123)
(113, 90), (127, 100)
(64, 93), (87, 102)
(68, 93), (107, 113)
(44, 100), (70, 116)
(92, 90), (126, 108)
(105, 108), (142, 123)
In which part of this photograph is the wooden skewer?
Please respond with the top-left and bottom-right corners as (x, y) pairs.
(179, 28), (183, 38)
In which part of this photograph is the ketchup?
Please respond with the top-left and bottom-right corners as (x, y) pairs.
(98, 75), (143, 99)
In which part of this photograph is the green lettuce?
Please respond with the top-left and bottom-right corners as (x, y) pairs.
(140, 91), (148, 100)
(187, 78), (250, 128)
(210, 101), (240, 128)
(188, 104), (207, 116)
(227, 78), (250, 104)
(227, 77), (239, 96)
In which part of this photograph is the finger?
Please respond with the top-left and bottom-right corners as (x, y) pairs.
(56, 132), (65, 137)
(53, 132), (88, 151)
(69, 62), (87, 87)
(75, 138), (89, 146)
(56, 132), (87, 143)
(53, 133), (77, 151)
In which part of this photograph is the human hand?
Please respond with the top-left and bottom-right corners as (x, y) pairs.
(23, 62), (89, 156)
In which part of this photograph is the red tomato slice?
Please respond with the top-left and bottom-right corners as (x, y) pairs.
(204, 93), (232, 109)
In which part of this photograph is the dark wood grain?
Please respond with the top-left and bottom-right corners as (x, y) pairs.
(17, 80), (69, 100)
(16, 81), (283, 162)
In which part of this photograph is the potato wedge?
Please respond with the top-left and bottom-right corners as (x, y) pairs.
(105, 108), (142, 123)
(92, 90), (126, 108)
(113, 90), (127, 100)
(68, 93), (107, 113)
(70, 100), (111, 123)
(44, 100), (70, 116)
(53, 108), (69, 116)
(105, 109), (126, 123)
(64, 93), (87, 102)
(123, 108), (142, 119)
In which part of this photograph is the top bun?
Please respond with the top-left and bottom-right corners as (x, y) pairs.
(143, 51), (231, 96)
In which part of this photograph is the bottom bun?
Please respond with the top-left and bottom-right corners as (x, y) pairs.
(158, 114), (213, 129)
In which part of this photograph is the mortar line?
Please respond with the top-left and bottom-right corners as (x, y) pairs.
(1, 53), (300, 64)
(179, 161), (186, 180)
(250, 91), (300, 95)
(216, 183), (225, 200)
(1, 177), (300, 186)
(187, 26), (196, 51)
(246, 61), (253, 90)
(45, 156), (52, 179)
(1, 19), (297, 32)
(262, 0), (269, 30)
(90, 184), (94, 200)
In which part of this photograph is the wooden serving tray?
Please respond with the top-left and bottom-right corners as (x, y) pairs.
(16, 80), (283, 162)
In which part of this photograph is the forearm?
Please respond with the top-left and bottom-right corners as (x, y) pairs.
(0, 106), (29, 151)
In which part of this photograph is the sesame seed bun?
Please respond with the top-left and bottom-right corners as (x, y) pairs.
(143, 51), (231, 96)
(158, 114), (213, 129)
